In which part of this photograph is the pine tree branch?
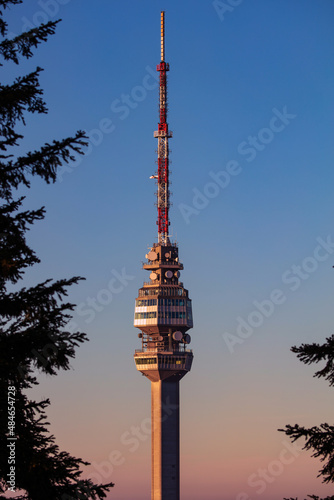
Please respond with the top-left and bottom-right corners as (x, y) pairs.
(283, 496), (334, 500)
(0, 0), (22, 11)
(0, 19), (60, 64)
(0, 68), (47, 140)
(0, 277), (88, 382)
(291, 335), (334, 386)
(0, 1), (22, 37)
(14, 131), (88, 175)
(0, 130), (88, 199)
(0, 198), (44, 285)
(279, 423), (334, 483)
(0, 131), (23, 153)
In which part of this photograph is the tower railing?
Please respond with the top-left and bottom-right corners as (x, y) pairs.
(143, 281), (185, 287)
(134, 347), (193, 354)
(142, 260), (183, 268)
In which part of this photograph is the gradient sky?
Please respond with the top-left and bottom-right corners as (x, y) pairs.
(3, 1), (334, 499)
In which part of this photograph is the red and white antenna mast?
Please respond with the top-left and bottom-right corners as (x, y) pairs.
(154, 11), (172, 246)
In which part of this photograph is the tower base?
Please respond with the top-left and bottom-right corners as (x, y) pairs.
(151, 379), (180, 500)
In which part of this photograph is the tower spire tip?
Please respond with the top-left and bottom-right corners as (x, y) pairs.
(161, 11), (165, 62)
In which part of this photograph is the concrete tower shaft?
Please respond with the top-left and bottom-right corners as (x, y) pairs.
(151, 381), (180, 500)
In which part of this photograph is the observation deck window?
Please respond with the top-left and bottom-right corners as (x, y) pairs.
(158, 298), (185, 306)
(158, 311), (186, 319)
(135, 357), (157, 365)
(135, 312), (157, 319)
(136, 298), (157, 307)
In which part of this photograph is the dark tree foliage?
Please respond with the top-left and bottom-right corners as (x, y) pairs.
(290, 337), (334, 388)
(280, 335), (334, 500)
(0, 1), (114, 498)
(284, 497), (334, 500)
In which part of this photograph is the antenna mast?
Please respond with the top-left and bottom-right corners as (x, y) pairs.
(154, 10), (172, 246)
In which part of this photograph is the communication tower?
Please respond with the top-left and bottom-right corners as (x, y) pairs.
(133, 11), (194, 500)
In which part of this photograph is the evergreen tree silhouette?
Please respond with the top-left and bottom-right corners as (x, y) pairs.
(0, 1), (114, 498)
(280, 336), (334, 500)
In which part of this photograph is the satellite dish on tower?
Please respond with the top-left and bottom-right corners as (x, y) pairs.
(173, 331), (183, 341)
(183, 334), (191, 344)
(165, 270), (173, 279)
(150, 272), (157, 280)
(148, 251), (157, 261)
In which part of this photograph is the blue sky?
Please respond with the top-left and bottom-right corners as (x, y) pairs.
(3, 1), (334, 498)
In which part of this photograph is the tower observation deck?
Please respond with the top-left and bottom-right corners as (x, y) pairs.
(133, 11), (194, 500)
